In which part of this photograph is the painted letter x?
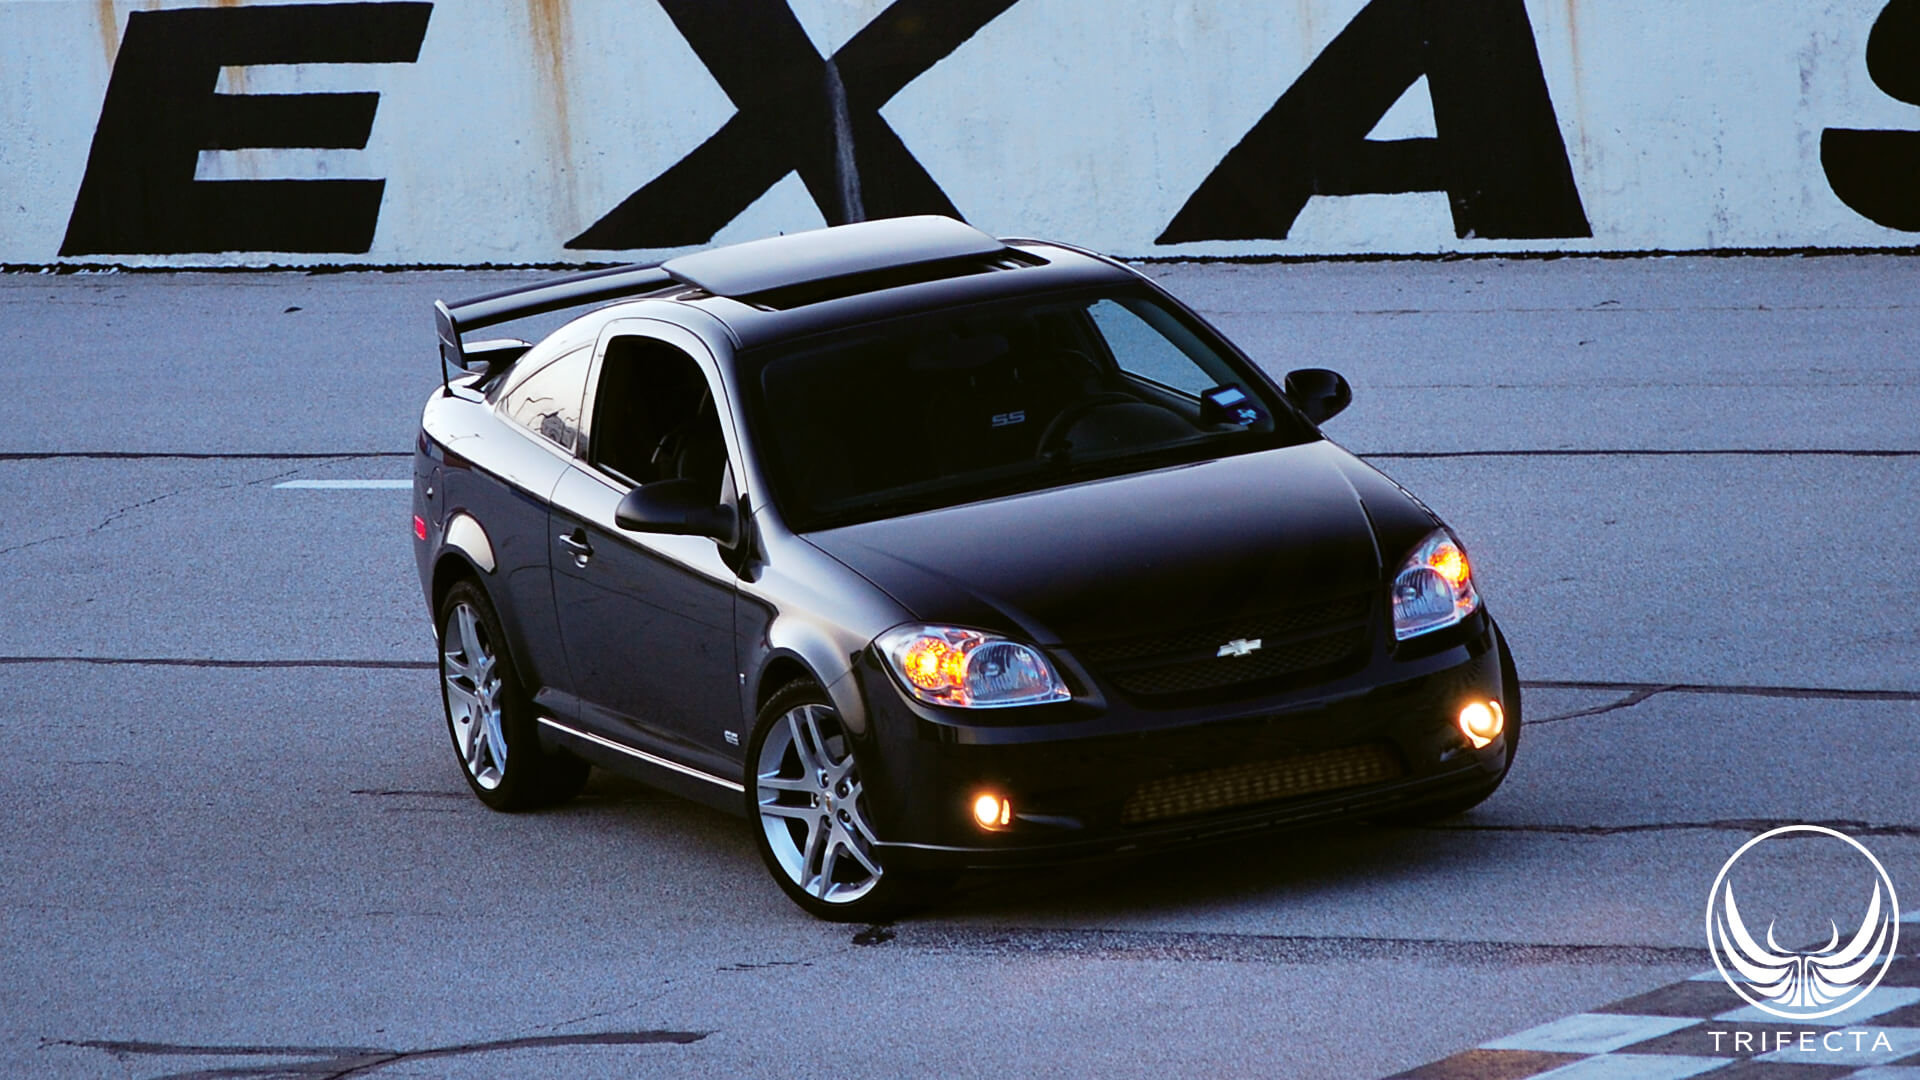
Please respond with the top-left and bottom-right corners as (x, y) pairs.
(569, 0), (1016, 250)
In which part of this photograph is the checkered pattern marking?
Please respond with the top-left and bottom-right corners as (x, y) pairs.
(1385, 910), (1920, 1079)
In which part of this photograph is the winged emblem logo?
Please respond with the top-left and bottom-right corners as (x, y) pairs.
(1706, 825), (1900, 1020)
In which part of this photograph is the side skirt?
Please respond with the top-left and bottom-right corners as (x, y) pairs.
(537, 716), (747, 817)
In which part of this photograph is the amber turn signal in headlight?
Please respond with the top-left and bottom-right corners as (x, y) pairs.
(1393, 530), (1482, 640)
(902, 635), (969, 692)
(1428, 543), (1469, 587)
(876, 625), (1071, 708)
(1458, 700), (1505, 749)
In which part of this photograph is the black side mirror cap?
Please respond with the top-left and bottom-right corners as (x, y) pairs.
(1283, 368), (1353, 425)
(615, 478), (738, 545)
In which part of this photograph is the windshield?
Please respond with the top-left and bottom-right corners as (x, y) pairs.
(746, 289), (1316, 530)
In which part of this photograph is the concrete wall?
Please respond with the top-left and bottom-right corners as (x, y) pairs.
(3, 0), (1917, 266)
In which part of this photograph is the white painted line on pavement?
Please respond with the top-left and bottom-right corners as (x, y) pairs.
(273, 480), (412, 490)
(1481, 1014), (1699, 1055)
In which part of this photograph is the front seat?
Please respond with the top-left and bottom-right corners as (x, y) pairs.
(666, 391), (729, 499)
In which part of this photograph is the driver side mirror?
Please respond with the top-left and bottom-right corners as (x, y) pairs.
(615, 479), (738, 546)
(1283, 368), (1353, 425)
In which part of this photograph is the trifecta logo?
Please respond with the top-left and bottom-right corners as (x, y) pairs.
(1707, 825), (1901, 1022)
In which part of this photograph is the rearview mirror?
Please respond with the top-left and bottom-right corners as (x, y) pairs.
(1283, 368), (1353, 425)
(615, 479), (738, 546)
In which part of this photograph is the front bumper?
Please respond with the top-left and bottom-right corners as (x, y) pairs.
(851, 615), (1515, 871)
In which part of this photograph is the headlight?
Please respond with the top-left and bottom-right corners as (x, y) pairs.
(875, 625), (1071, 709)
(1392, 530), (1481, 640)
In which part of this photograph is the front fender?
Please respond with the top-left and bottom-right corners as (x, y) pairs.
(751, 616), (873, 739)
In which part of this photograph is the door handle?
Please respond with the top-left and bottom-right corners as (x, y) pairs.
(557, 530), (593, 564)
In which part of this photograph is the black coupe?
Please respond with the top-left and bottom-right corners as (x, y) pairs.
(413, 217), (1519, 920)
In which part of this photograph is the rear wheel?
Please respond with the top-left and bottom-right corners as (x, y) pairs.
(746, 681), (946, 921)
(438, 580), (588, 810)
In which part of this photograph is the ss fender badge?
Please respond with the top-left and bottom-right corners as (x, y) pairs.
(1217, 638), (1263, 658)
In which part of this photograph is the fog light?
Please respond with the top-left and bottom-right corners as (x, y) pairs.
(971, 792), (1011, 830)
(1458, 700), (1505, 749)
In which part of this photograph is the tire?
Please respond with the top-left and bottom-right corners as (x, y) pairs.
(437, 579), (589, 811)
(1378, 629), (1523, 824)
(745, 681), (947, 921)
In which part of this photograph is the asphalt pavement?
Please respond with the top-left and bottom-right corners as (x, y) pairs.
(2, 256), (1916, 1079)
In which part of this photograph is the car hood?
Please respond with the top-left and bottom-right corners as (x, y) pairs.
(803, 440), (1425, 646)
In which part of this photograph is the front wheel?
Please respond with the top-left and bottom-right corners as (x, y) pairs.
(438, 580), (589, 811)
(746, 682), (946, 921)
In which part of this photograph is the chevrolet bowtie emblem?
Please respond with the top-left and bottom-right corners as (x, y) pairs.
(1217, 638), (1263, 658)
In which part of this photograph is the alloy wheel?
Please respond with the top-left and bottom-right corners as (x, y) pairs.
(442, 601), (507, 790)
(754, 703), (884, 904)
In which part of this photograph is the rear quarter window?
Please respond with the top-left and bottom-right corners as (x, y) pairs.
(501, 347), (591, 452)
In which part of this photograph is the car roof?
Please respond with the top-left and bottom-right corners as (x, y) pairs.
(652, 218), (1140, 351)
(674, 240), (1137, 351)
(438, 217), (1143, 368)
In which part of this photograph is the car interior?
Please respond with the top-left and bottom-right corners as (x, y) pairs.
(590, 336), (730, 500)
(758, 303), (1229, 514)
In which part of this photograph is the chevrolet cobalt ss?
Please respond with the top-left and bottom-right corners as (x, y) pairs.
(413, 217), (1519, 920)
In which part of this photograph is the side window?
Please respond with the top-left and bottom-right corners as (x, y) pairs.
(1085, 298), (1217, 396)
(589, 337), (729, 499)
(502, 347), (591, 451)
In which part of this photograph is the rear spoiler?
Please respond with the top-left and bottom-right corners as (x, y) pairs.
(434, 262), (677, 391)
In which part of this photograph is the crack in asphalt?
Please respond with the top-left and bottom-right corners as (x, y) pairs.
(1530, 678), (1920, 701)
(0, 463), (321, 557)
(0, 485), (194, 558)
(1526, 679), (1920, 726)
(1530, 686), (1673, 725)
(48, 1031), (709, 1080)
(863, 925), (1710, 969)
(1421, 818), (1920, 839)
(719, 959), (813, 971)
(526, 984), (682, 1036)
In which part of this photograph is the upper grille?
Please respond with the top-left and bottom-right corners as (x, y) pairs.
(1072, 595), (1371, 697)
(1121, 743), (1404, 824)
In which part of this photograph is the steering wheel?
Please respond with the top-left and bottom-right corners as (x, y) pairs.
(1035, 392), (1149, 457)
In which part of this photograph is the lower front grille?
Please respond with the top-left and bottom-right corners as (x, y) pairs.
(1120, 743), (1404, 825)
